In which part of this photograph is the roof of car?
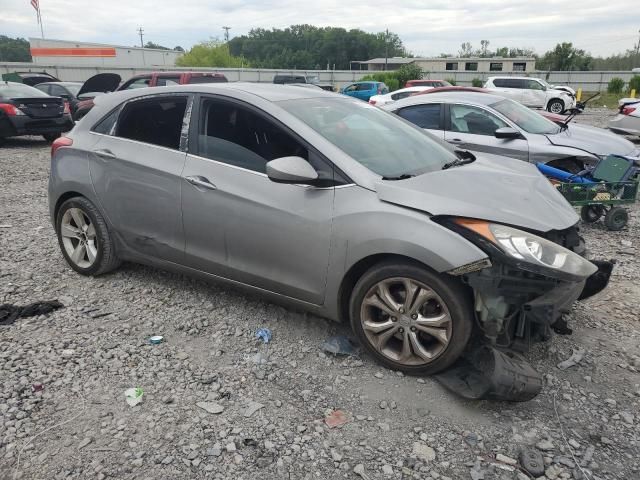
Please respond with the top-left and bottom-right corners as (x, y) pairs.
(382, 91), (506, 109)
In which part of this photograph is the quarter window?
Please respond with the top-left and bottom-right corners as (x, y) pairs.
(115, 96), (187, 149)
(396, 104), (442, 129)
(449, 104), (508, 136)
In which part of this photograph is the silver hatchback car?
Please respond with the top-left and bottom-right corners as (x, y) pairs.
(49, 84), (607, 375)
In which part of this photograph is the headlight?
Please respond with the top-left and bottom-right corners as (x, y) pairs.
(453, 219), (597, 279)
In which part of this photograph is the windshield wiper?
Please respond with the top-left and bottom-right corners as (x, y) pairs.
(381, 174), (415, 181)
(442, 150), (476, 170)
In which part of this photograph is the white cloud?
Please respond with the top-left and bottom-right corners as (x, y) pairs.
(1, 0), (638, 57)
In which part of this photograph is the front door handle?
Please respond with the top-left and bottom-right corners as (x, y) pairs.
(449, 139), (464, 144)
(93, 149), (116, 160)
(185, 175), (217, 191)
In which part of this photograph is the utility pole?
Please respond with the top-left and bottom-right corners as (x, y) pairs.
(223, 26), (231, 43)
(384, 28), (389, 71)
(137, 27), (144, 48)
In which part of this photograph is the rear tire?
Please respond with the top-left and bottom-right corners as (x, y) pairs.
(604, 207), (628, 231)
(580, 205), (605, 223)
(349, 260), (473, 376)
(55, 197), (121, 276)
(43, 133), (61, 143)
(547, 99), (565, 114)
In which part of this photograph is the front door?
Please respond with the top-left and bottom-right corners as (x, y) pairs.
(181, 96), (336, 304)
(444, 103), (529, 161)
(522, 79), (547, 108)
(88, 94), (190, 262)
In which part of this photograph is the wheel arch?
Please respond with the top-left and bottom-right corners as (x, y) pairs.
(53, 191), (86, 222)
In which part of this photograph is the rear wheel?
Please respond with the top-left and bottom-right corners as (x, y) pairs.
(56, 197), (120, 275)
(547, 99), (565, 114)
(580, 205), (605, 223)
(604, 207), (628, 231)
(349, 261), (473, 376)
(43, 133), (61, 143)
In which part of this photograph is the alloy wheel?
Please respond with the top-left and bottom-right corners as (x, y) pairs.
(60, 208), (98, 269)
(360, 277), (453, 366)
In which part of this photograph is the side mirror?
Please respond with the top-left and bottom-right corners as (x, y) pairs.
(266, 156), (318, 184)
(494, 127), (522, 140)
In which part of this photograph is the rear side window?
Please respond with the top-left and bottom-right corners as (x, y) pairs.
(188, 75), (228, 84)
(358, 83), (373, 91)
(92, 108), (120, 135)
(396, 104), (442, 129)
(115, 96), (187, 150)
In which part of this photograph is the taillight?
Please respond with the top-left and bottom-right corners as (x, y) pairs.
(63, 101), (71, 115)
(51, 136), (73, 157)
(621, 106), (636, 116)
(0, 103), (25, 116)
(368, 99), (377, 105)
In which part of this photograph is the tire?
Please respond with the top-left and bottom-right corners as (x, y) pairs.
(43, 133), (61, 143)
(604, 207), (628, 231)
(55, 197), (121, 275)
(349, 260), (473, 376)
(547, 99), (565, 114)
(580, 205), (605, 223)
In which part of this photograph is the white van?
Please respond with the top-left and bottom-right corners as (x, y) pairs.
(483, 76), (576, 114)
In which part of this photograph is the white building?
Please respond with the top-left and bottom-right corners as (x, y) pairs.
(352, 57), (537, 73)
(29, 38), (182, 67)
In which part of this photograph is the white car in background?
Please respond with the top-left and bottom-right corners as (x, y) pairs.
(609, 98), (640, 136)
(483, 76), (576, 114)
(368, 86), (432, 106)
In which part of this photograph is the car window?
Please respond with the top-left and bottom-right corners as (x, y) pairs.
(449, 104), (508, 136)
(156, 76), (181, 87)
(92, 108), (121, 135)
(528, 80), (544, 90)
(396, 104), (442, 129)
(122, 77), (152, 89)
(391, 91), (413, 101)
(197, 98), (312, 175)
(35, 84), (51, 94)
(115, 96), (187, 149)
(49, 85), (67, 97)
(280, 97), (458, 178)
(343, 84), (357, 92)
(358, 83), (373, 91)
(188, 75), (228, 84)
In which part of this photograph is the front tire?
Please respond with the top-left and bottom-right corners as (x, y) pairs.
(547, 99), (565, 114)
(349, 260), (473, 376)
(55, 197), (120, 275)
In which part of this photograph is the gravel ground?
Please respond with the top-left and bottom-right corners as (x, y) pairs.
(1, 109), (639, 480)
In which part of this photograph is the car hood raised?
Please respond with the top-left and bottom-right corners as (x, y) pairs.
(546, 123), (637, 157)
(77, 73), (121, 97)
(375, 154), (578, 232)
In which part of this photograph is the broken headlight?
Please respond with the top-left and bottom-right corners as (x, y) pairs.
(453, 219), (597, 280)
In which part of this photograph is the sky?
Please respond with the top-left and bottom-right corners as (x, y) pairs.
(1, 0), (639, 58)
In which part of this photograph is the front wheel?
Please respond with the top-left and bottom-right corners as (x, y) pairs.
(349, 261), (473, 376)
(547, 99), (565, 114)
(56, 197), (121, 275)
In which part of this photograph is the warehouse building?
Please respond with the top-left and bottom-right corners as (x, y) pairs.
(29, 38), (182, 67)
(351, 56), (536, 73)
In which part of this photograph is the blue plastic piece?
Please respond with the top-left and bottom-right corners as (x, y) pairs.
(536, 163), (595, 184)
(255, 328), (272, 344)
(322, 335), (357, 356)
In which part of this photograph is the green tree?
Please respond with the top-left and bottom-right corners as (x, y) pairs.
(144, 41), (170, 50)
(458, 42), (473, 57)
(396, 63), (423, 86)
(176, 41), (247, 68)
(472, 78), (483, 87)
(537, 42), (592, 71)
(0, 36), (31, 62)
(173, 46), (185, 52)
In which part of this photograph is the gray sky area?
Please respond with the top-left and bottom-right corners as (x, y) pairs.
(2, 0), (639, 57)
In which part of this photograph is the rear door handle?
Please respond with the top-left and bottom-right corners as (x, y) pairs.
(185, 175), (217, 191)
(93, 149), (116, 160)
(449, 139), (464, 144)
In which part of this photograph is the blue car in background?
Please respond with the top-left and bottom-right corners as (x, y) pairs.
(340, 81), (389, 101)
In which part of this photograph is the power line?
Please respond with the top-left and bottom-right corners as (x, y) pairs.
(137, 27), (144, 48)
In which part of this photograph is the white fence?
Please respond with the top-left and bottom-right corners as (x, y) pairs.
(1, 62), (638, 91)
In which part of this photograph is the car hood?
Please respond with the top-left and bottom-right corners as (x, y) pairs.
(545, 123), (637, 157)
(77, 73), (121, 97)
(375, 153), (578, 232)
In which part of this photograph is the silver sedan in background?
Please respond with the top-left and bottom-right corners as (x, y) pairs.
(383, 92), (639, 172)
(49, 84), (605, 376)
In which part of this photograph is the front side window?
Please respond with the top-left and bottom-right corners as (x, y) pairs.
(491, 99), (559, 135)
(343, 84), (357, 92)
(49, 85), (67, 97)
(396, 104), (442, 129)
(449, 104), (508, 136)
(280, 97), (457, 178)
(115, 96), (187, 149)
(528, 80), (544, 90)
(197, 98), (309, 174)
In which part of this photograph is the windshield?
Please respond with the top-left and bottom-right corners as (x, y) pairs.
(491, 99), (560, 135)
(279, 97), (458, 177)
(0, 82), (49, 98)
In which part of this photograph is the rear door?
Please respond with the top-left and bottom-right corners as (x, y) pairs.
(521, 79), (546, 108)
(88, 94), (191, 262)
(394, 103), (444, 139)
(444, 103), (529, 161)
(180, 95), (338, 304)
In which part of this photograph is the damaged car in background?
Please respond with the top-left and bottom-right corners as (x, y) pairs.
(49, 84), (612, 401)
(384, 92), (640, 173)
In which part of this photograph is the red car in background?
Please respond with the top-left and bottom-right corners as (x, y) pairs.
(73, 71), (228, 120)
(412, 86), (569, 124)
(405, 79), (452, 88)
